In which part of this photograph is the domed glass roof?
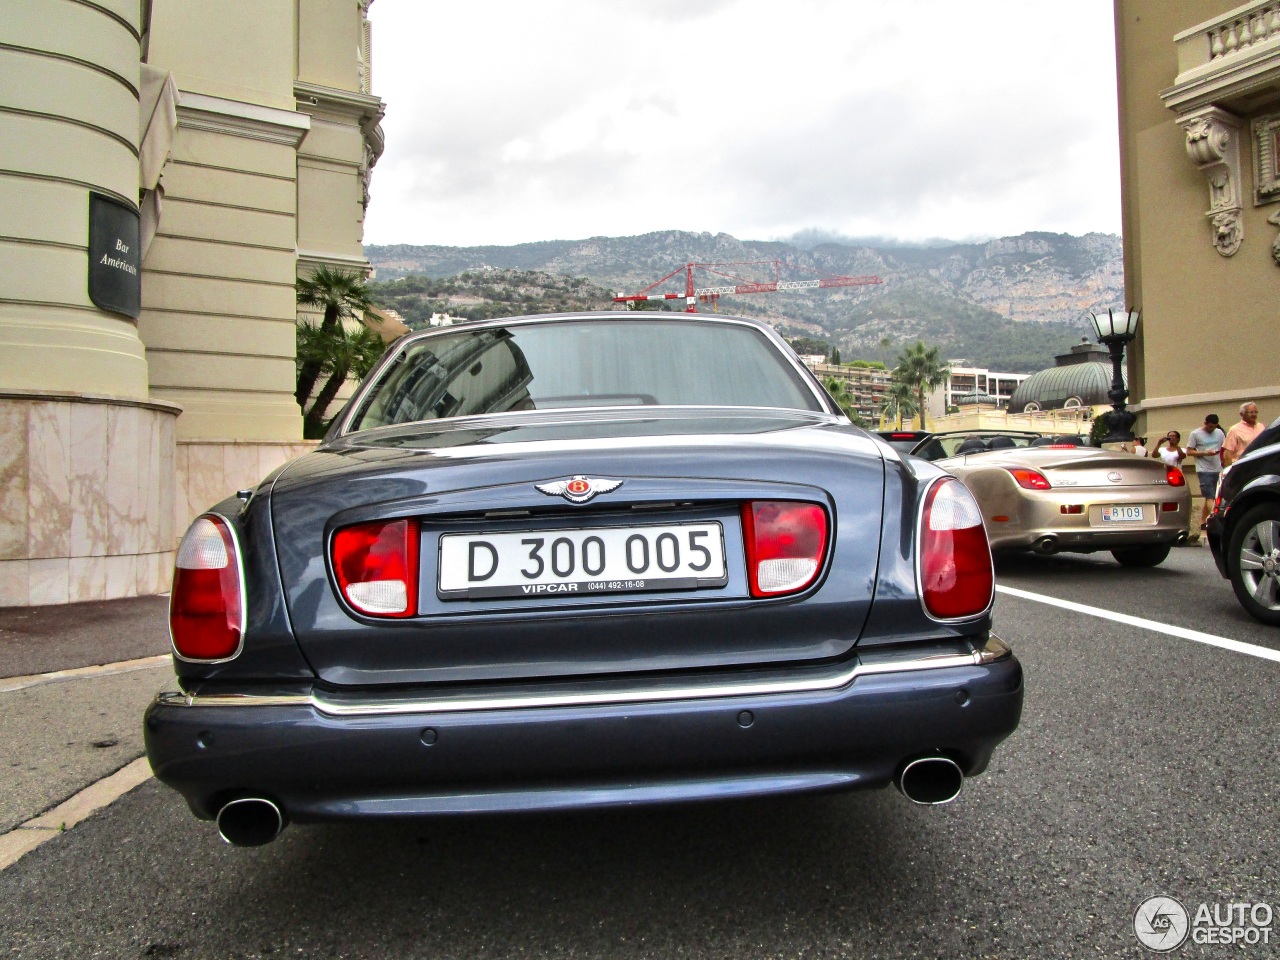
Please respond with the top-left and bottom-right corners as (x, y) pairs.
(1007, 361), (1121, 412)
(953, 391), (1000, 405)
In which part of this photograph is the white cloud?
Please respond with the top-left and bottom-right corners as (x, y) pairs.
(364, 0), (1119, 246)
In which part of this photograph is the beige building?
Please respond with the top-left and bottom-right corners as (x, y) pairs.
(1, 1), (384, 606)
(802, 360), (894, 419)
(1116, 0), (1278, 438)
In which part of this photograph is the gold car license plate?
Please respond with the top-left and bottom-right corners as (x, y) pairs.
(438, 522), (727, 599)
(1100, 505), (1145, 523)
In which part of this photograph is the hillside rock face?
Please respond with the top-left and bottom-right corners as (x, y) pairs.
(365, 230), (1123, 372)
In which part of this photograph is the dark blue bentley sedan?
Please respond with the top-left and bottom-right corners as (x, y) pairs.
(145, 313), (1022, 846)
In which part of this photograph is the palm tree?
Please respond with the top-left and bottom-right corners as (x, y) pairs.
(895, 341), (948, 431)
(296, 321), (386, 437)
(295, 266), (375, 410)
(882, 379), (917, 430)
(823, 376), (865, 425)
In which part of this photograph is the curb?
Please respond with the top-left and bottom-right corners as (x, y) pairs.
(0, 757), (153, 872)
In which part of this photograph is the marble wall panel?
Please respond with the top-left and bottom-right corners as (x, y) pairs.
(0, 402), (30, 559)
(69, 402), (110, 557)
(27, 402), (72, 559)
(104, 553), (137, 600)
(0, 560), (30, 606)
(28, 557), (69, 605)
(223, 443), (265, 497)
(69, 554), (108, 603)
(158, 415), (176, 548)
(182, 442), (230, 525)
(136, 410), (161, 554)
(0, 397), (179, 606)
(105, 405), (143, 556)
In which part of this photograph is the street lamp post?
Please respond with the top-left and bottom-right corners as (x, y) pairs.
(1089, 307), (1141, 445)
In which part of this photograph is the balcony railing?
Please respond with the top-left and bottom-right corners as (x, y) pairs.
(1165, 1), (1280, 111)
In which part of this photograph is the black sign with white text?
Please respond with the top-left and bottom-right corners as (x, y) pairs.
(88, 192), (141, 319)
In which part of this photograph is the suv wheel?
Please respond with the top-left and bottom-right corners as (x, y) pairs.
(1111, 544), (1171, 568)
(1228, 503), (1280, 626)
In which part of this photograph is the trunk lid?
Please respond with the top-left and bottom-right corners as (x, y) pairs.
(270, 409), (886, 687)
(1033, 449), (1175, 488)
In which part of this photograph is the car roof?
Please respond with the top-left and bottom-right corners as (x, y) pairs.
(395, 311), (779, 345)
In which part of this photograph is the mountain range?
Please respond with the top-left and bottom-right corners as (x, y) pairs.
(364, 230), (1123, 373)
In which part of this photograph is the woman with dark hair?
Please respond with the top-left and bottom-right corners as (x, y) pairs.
(1153, 430), (1185, 466)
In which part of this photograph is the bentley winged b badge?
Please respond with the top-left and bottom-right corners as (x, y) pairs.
(535, 476), (624, 504)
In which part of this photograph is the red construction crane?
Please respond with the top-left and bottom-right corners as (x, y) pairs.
(613, 260), (882, 313)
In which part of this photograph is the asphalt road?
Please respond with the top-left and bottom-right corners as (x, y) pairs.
(2, 546), (1278, 959)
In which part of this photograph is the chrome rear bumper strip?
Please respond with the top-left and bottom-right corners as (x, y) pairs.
(156, 635), (1011, 718)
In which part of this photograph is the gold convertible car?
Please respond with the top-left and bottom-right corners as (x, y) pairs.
(893, 431), (1192, 567)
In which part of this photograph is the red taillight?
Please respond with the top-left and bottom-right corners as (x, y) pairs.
(332, 519), (419, 617)
(1161, 502), (1179, 512)
(171, 515), (243, 660)
(1165, 466), (1186, 487)
(741, 501), (828, 597)
(920, 479), (994, 620)
(1007, 467), (1051, 490)
(1060, 504), (1084, 514)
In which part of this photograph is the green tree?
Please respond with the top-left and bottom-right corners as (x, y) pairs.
(295, 266), (375, 411)
(296, 321), (386, 438)
(830, 347), (841, 365)
(882, 378), (918, 430)
(894, 341), (949, 431)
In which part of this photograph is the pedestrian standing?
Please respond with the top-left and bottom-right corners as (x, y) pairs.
(1222, 401), (1264, 467)
(1186, 414), (1225, 531)
(1132, 436), (1148, 458)
(1154, 431), (1185, 466)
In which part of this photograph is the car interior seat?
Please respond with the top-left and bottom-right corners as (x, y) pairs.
(986, 436), (1017, 450)
(955, 437), (989, 455)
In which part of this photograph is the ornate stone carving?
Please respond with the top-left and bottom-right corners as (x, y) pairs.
(1177, 107), (1245, 256)
(1269, 209), (1280, 266)
(1254, 112), (1280, 205)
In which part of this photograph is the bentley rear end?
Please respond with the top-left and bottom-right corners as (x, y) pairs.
(145, 313), (1022, 843)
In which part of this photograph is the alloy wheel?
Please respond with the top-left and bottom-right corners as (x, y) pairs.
(1237, 519), (1280, 611)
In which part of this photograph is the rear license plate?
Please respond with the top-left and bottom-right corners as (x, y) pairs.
(437, 522), (728, 599)
(1100, 505), (1145, 523)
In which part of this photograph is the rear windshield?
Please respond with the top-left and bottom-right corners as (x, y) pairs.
(346, 319), (824, 431)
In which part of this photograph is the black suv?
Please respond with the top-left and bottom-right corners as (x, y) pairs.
(1207, 416), (1280, 625)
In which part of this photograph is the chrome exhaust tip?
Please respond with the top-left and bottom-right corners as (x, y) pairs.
(1031, 536), (1058, 556)
(216, 797), (286, 847)
(897, 756), (964, 805)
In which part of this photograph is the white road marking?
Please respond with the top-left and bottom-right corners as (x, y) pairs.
(996, 585), (1280, 664)
(0, 654), (171, 694)
(0, 757), (152, 871)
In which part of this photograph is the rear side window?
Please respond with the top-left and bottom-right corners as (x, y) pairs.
(347, 319), (823, 431)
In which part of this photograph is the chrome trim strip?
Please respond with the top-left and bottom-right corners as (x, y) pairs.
(154, 635), (1011, 716)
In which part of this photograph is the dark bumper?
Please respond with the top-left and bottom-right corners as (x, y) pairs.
(1207, 514), (1229, 577)
(145, 641), (1024, 821)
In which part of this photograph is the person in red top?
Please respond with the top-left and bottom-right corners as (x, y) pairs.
(1222, 401), (1264, 467)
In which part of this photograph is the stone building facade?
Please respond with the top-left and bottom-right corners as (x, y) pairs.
(1116, 0), (1278, 438)
(1, 0), (384, 605)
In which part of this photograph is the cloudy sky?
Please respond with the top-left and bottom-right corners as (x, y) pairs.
(364, 0), (1120, 248)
